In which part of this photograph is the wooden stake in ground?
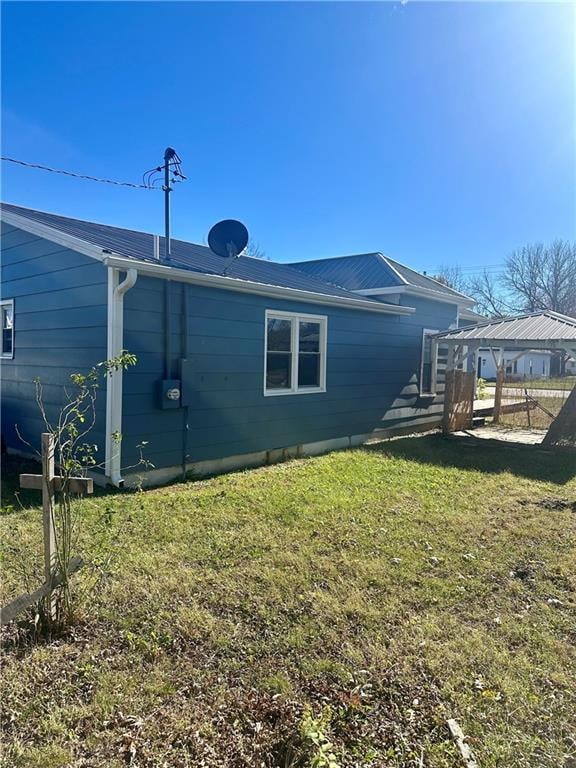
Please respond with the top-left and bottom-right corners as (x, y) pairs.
(447, 719), (479, 768)
(15, 432), (93, 622)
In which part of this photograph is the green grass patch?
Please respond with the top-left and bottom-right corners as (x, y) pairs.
(1, 437), (575, 767)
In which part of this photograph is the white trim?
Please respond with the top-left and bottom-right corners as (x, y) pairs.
(355, 287), (408, 297)
(105, 267), (138, 487)
(264, 310), (328, 396)
(379, 254), (409, 285)
(0, 299), (14, 359)
(420, 328), (440, 396)
(1, 210), (111, 262)
(103, 255), (414, 315)
(355, 284), (475, 308)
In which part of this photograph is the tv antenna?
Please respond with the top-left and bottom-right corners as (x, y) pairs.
(142, 148), (187, 261)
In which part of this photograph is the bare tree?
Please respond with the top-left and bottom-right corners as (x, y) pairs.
(430, 264), (468, 294)
(244, 239), (267, 260)
(504, 240), (576, 316)
(466, 269), (511, 318)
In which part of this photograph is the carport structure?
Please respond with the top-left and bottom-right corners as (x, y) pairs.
(431, 311), (576, 447)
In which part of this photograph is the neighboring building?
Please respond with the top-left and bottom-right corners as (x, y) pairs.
(1, 205), (475, 486)
(476, 349), (552, 381)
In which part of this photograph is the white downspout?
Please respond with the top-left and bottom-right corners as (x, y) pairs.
(105, 266), (138, 487)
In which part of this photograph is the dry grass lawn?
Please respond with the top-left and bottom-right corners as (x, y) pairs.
(1, 435), (575, 768)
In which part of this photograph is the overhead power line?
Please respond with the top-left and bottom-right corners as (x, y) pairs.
(1, 156), (157, 189)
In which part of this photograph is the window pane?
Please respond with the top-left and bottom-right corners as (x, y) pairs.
(422, 335), (432, 365)
(422, 362), (432, 393)
(421, 333), (434, 393)
(2, 306), (13, 355)
(298, 353), (320, 388)
(267, 318), (292, 352)
(266, 353), (291, 389)
(3, 329), (12, 355)
(3, 307), (13, 330)
(299, 321), (320, 353)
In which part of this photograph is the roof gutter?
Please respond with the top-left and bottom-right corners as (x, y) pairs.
(105, 266), (138, 487)
(102, 255), (415, 315)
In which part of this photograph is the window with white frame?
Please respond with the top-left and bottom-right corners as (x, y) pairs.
(265, 310), (327, 395)
(1, 300), (14, 358)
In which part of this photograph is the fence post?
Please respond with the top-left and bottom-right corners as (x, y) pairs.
(493, 366), (504, 424)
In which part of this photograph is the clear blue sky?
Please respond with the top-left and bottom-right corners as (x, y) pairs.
(2, 1), (574, 275)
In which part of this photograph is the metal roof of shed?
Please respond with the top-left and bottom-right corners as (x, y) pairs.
(433, 311), (576, 346)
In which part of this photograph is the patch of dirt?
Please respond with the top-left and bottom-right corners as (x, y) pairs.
(536, 498), (576, 513)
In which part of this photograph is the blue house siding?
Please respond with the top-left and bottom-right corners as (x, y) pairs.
(121, 276), (456, 472)
(0, 223), (108, 459)
(1, 208), (461, 484)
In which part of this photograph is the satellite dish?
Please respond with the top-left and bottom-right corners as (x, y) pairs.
(208, 219), (249, 259)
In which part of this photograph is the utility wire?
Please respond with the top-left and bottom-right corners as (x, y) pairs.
(1, 156), (157, 190)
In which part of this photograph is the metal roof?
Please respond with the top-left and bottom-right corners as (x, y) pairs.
(289, 253), (401, 291)
(433, 311), (576, 346)
(290, 251), (473, 302)
(385, 257), (471, 300)
(1, 203), (381, 303)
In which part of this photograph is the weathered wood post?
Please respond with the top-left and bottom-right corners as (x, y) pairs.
(9, 432), (94, 625)
(41, 433), (57, 618)
(492, 348), (504, 425)
(442, 344), (457, 434)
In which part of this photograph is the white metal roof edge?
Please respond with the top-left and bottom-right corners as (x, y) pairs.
(104, 255), (416, 315)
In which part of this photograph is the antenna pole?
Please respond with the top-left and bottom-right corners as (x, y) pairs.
(163, 147), (176, 261)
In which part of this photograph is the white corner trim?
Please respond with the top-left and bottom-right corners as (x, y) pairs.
(103, 255), (415, 315)
(1, 209), (114, 262)
(105, 267), (138, 487)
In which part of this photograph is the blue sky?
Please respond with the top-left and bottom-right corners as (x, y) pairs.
(2, 1), (574, 275)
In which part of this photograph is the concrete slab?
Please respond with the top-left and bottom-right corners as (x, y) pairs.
(453, 424), (545, 445)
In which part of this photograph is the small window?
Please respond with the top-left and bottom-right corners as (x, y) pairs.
(265, 311), (327, 395)
(420, 329), (438, 395)
(1, 300), (14, 359)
